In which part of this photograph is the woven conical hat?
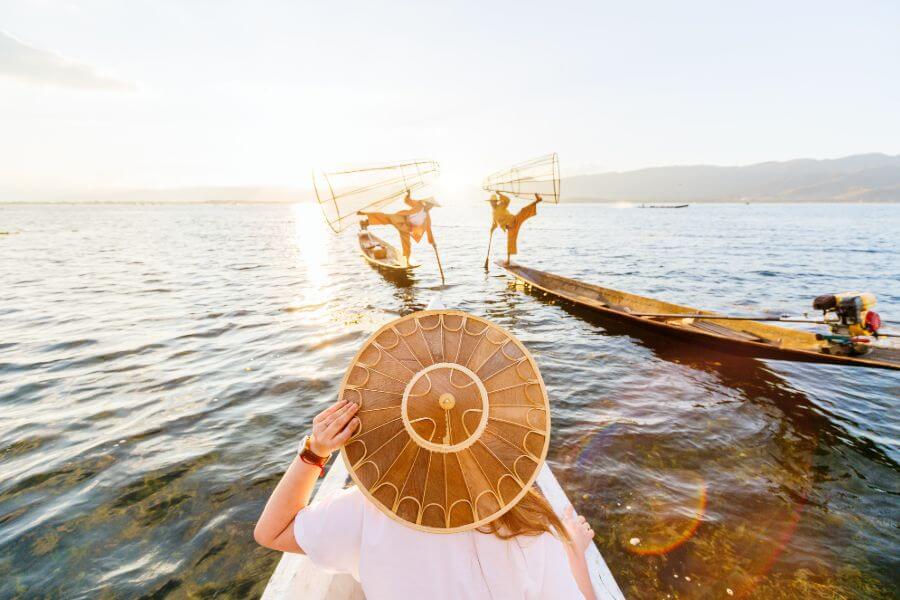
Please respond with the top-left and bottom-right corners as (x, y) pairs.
(340, 310), (550, 533)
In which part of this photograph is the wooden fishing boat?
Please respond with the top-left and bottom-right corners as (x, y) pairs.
(499, 263), (900, 371)
(358, 230), (419, 271)
(314, 160), (444, 283)
(261, 297), (626, 600)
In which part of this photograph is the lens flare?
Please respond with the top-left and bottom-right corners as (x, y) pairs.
(623, 473), (708, 557)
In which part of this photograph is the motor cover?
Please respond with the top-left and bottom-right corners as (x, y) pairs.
(816, 292), (879, 336)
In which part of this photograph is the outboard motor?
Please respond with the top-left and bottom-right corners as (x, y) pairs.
(813, 292), (880, 336)
(813, 292), (881, 354)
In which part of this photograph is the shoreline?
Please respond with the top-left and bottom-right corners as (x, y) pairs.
(2, 199), (899, 206)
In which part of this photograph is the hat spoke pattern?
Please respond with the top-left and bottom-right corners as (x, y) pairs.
(341, 310), (550, 533)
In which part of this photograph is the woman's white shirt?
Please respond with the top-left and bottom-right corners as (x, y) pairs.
(294, 486), (584, 600)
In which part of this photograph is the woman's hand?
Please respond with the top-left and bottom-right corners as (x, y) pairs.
(309, 399), (360, 457)
(563, 505), (595, 555)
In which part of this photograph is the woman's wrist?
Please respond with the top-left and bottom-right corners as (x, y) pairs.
(307, 435), (331, 458)
(305, 400), (360, 462)
(298, 435), (332, 477)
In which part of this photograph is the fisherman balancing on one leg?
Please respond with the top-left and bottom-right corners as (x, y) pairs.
(484, 192), (542, 268)
(358, 190), (445, 282)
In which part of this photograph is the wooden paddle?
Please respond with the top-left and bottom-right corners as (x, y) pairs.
(432, 242), (446, 285)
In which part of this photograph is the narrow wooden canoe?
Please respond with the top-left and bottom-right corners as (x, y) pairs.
(358, 230), (419, 271)
(499, 263), (900, 371)
(261, 296), (626, 600)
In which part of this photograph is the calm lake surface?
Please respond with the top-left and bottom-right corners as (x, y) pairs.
(1, 203), (898, 599)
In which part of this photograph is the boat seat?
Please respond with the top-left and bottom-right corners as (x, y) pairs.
(692, 321), (766, 342)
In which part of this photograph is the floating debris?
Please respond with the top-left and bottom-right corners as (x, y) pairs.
(629, 537), (641, 546)
(727, 589), (734, 596)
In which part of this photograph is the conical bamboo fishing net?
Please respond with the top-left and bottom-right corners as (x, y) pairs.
(482, 153), (560, 204)
(313, 160), (440, 233)
(340, 310), (551, 533)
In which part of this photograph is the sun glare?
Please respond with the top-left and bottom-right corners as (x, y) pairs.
(292, 203), (332, 306)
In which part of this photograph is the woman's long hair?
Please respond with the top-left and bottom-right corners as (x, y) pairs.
(478, 487), (571, 543)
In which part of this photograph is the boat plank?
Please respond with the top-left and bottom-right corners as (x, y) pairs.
(690, 320), (767, 342)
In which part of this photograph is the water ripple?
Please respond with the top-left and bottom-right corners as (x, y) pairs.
(0, 202), (897, 598)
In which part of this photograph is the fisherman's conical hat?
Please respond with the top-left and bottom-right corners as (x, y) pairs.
(340, 310), (551, 533)
(417, 196), (441, 208)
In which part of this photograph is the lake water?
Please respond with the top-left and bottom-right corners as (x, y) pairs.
(1, 202), (898, 599)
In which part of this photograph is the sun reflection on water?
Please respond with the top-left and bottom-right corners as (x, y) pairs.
(291, 203), (332, 308)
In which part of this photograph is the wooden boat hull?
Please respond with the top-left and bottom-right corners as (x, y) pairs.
(499, 263), (900, 371)
(358, 230), (419, 271)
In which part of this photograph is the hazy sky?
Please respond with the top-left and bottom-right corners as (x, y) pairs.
(1, 0), (898, 198)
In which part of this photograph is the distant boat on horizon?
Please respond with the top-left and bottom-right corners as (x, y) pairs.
(639, 203), (689, 209)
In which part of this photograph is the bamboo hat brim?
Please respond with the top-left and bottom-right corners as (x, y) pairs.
(339, 310), (551, 533)
(418, 196), (441, 208)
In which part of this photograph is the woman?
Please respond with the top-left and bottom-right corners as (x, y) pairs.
(254, 398), (599, 599)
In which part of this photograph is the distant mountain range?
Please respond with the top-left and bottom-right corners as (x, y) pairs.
(4, 153), (898, 203)
(562, 153), (900, 203)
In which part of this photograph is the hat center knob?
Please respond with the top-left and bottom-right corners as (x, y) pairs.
(401, 363), (489, 454)
(438, 393), (456, 410)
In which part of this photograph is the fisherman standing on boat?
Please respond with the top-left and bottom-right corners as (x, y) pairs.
(358, 190), (439, 267)
(485, 192), (542, 267)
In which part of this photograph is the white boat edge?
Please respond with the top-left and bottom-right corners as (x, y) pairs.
(261, 295), (626, 600)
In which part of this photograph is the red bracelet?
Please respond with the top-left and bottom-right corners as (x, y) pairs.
(298, 435), (330, 477)
(299, 453), (326, 477)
